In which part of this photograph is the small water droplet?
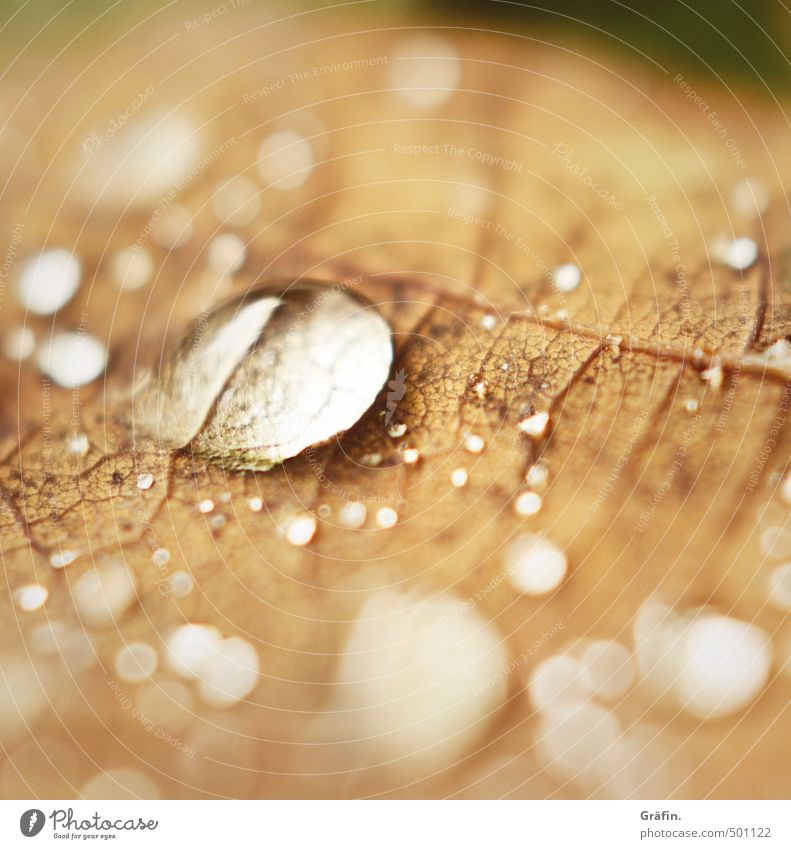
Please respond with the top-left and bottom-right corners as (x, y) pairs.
(207, 233), (246, 275)
(730, 178), (768, 218)
(767, 564), (791, 610)
(761, 525), (791, 559)
(463, 434), (485, 454)
(110, 246), (154, 291)
(701, 362), (723, 390)
(50, 549), (79, 569)
(152, 547), (170, 567)
(3, 326), (35, 361)
(402, 447), (420, 465)
(579, 640), (635, 701)
(339, 501), (366, 528)
(514, 490), (542, 516)
(115, 642), (158, 683)
(722, 237), (758, 270)
(67, 433), (90, 457)
(518, 411), (549, 438)
(74, 562), (136, 626)
(166, 624), (221, 679)
(506, 533), (567, 595)
(212, 175), (261, 226)
(552, 263), (581, 293)
(481, 314), (497, 331)
(15, 249), (81, 315)
(13, 584), (48, 612)
(285, 514), (317, 546)
(376, 506), (398, 528)
(136, 472), (154, 490)
(168, 570), (193, 597)
(37, 331), (107, 387)
(391, 35), (459, 109)
(153, 205), (193, 249)
(133, 281), (392, 471)
(198, 499), (214, 514)
(450, 467), (468, 488)
(258, 129), (314, 190)
(525, 462), (549, 491)
(198, 636), (259, 707)
(247, 496), (263, 512)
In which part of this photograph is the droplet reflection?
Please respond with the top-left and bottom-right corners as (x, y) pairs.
(133, 281), (393, 470)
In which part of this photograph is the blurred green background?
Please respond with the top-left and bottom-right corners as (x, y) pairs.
(3, 0), (789, 90)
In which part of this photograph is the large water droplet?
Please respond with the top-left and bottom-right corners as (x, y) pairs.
(133, 281), (393, 470)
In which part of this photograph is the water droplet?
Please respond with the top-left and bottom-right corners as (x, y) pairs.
(506, 533), (567, 595)
(535, 700), (621, 786)
(109, 246), (154, 291)
(50, 549), (79, 569)
(285, 514), (317, 546)
(402, 447), (420, 465)
(136, 472), (154, 490)
(115, 642), (158, 683)
(2, 326), (35, 361)
(78, 111), (200, 209)
(166, 624), (222, 679)
(13, 584), (48, 612)
(780, 475), (791, 505)
(579, 640), (635, 701)
(684, 398), (700, 415)
(80, 768), (159, 800)
(677, 614), (771, 719)
(518, 411), (550, 439)
(153, 205), (193, 249)
(37, 331), (107, 387)
(152, 547), (170, 567)
(463, 433), (485, 454)
(360, 451), (383, 467)
(133, 282), (392, 471)
(376, 506), (398, 528)
(258, 129), (314, 189)
(339, 501), (366, 529)
(528, 654), (588, 713)
(761, 525), (791, 559)
(67, 433), (90, 457)
(514, 490), (542, 516)
(634, 600), (771, 719)
(481, 314), (497, 331)
(730, 177), (768, 218)
(331, 590), (506, 771)
(450, 467), (468, 488)
(212, 175), (261, 226)
(767, 563), (791, 610)
(15, 249), (81, 315)
(207, 233), (246, 275)
(168, 570), (193, 597)
(198, 636), (259, 707)
(74, 563), (136, 626)
(198, 499), (214, 514)
(552, 263), (581, 293)
(701, 362), (723, 390)
(391, 35), (460, 109)
(723, 237), (758, 270)
(525, 462), (549, 490)
(247, 496), (263, 512)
